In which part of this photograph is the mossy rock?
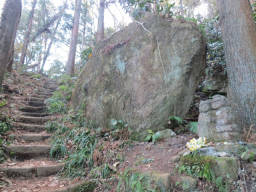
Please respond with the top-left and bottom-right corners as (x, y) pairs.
(180, 153), (239, 181)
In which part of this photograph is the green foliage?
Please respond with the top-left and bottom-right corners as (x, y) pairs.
(145, 129), (154, 142)
(110, 119), (130, 140)
(169, 116), (183, 127)
(49, 115), (97, 178)
(46, 75), (74, 114)
(45, 121), (62, 133)
(76, 181), (97, 192)
(81, 47), (93, 62)
(62, 128), (96, 178)
(117, 169), (165, 192)
(0, 119), (11, 163)
(0, 121), (10, 134)
(179, 152), (214, 181)
(31, 73), (41, 79)
(0, 99), (7, 108)
(179, 153), (228, 192)
(100, 164), (112, 179)
(50, 138), (67, 159)
(252, 3), (256, 21)
(187, 122), (198, 134)
(46, 97), (67, 114)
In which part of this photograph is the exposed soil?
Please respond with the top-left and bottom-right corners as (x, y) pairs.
(121, 134), (194, 174)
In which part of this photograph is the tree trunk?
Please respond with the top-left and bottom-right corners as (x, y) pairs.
(0, 0), (22, 87)
(180, 0), (184, 15)
(217, 0), (256, 131)
(40, 15), (62, 73)
(19, 0), (37, 71)
(31, 4), (67, 42)
(65, 0), (82, 76)
(96, 0), (105, 42)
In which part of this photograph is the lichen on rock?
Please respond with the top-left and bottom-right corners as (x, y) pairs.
(72, 14), (206, 138)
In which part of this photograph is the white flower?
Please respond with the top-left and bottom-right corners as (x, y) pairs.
(186, 137), (207, 151)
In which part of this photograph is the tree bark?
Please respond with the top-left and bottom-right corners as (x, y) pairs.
(217, 0), (256, 130)
(65, 0), (82, 76)
(0, 0), (22, 87)
(19, 0), (37, 71)
(96, 0), (105, 42)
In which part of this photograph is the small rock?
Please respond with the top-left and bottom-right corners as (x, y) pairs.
(152, 129), (176, 143)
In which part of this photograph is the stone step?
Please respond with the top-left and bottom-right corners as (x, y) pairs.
(12, 96), (45, 103)
(25, 97), (45, 102)
(9, 133), (51, 142)
(31, 94), (50, 99)
(19, 105), (46, 113)
(36, 92), (53, 97)
(21, 112), (50, 117)
(24, 100), (45, 107)
(36, 89), (54, 94)
(14, 116), (52, 124)
(4, 144), (51, 159)
(12, 122), (45, 132)
(0, 160), (64, 177)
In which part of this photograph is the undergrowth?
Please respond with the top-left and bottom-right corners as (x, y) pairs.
(46, 75), (74, 114)
(0, 117), (11, 163)
(179, 152), (229, 192)
(49, 107), (97, 178)
(117, 169), (166, 192)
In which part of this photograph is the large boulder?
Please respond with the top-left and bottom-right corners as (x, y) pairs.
(72, 14), (206, 138)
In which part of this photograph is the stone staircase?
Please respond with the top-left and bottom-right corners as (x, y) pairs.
(0, 80), (67, 191)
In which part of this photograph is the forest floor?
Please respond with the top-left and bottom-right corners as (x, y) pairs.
(2, 72), (255, 192)
(0, 72), (200, 191)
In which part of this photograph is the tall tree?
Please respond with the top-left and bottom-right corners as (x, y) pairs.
(19, 0), (37, 71)
(217, 0), (256, 130)
(40, 13), (63, 73)
(0, 0), (22, 87)
(66, 0), (82, 76)
(96, 0), (105, 42)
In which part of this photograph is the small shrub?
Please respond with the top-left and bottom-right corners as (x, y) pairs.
(145, 130), (154, 142)
(0, 119), (11, 162)
(0, 99), (7, 108)
(179, 152), (229, 192)
(46, 97), (67, 114)
(45, 121), (60, 133)
(0, 121), (10, 134)
(50, 138), (67, 159)
(187, 122), (198, 134)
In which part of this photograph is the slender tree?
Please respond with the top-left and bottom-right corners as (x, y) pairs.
(19, 0), (37, 71)
(0, 0), (22, 87)
(65, 0), (82, 76)
(216, 0), (256, 130)
(96, 0), (105, 42)
(40, 14), (63, 73)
